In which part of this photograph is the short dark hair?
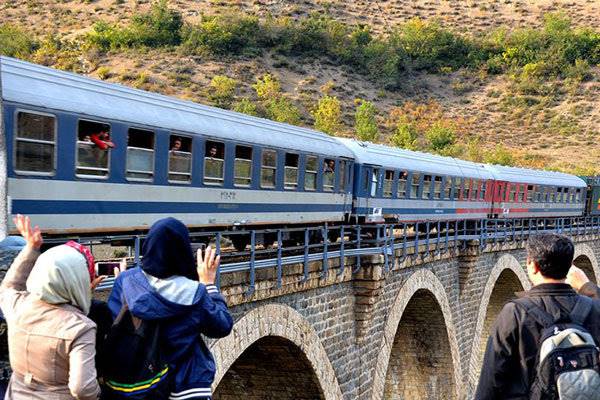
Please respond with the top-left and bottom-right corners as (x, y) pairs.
(526, 233), (574, 279)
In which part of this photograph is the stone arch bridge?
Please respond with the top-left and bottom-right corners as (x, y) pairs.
(208, 233), (600, 400)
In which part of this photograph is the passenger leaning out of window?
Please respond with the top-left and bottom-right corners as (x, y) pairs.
(90, 131), (115, 151)
(0, 215), (105, 400)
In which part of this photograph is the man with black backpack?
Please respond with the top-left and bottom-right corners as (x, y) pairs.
(475, 233), (600, 400)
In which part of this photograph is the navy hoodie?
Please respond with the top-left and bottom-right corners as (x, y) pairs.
(107, 218), (233, 399)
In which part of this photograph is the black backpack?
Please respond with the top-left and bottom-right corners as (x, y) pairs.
(100, 300), (170, 400)
(516, 296), (600, 400)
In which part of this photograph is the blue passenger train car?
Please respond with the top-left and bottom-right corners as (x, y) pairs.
(0, 56), (354, 240)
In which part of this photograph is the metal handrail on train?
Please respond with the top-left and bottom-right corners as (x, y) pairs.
(90, 216), (600, 293)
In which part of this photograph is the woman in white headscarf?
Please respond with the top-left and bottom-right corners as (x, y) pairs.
(0, 215), (102, 400)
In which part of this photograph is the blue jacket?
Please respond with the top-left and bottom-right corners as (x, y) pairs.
(108, 268), (233, 399)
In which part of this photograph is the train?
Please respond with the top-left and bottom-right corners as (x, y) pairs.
(0, 56), (597, 249)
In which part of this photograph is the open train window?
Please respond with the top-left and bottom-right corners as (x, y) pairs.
(569, 188), (576, 203)
(422, 175), (432, 199)
(168, 135), (192, 183)
(576, 188), (582, 203)
(517, 185), (525, 202)
(527, 185), (534, 202)
(323, 159), (335, 192)
(204, 141), (224, 185)
(77, 120), (111, 178)
(261, 149), (277, 189)
(234, 145), (253, 187)
(433, 176), (442, 199)
(304, 156), (317, 191)
(383, 170), (394, 198)
(15, 111), (56, 175)
(410, 173), (420, 198)
(471, 179), (479, 200)
(338, 160), (347, 193)
(284, 153), (299, 190)
(126, 128), (154, 181)
(549, 187), (556, 203)
(508, 183), (516, 202)
(398, 171), (408, 198)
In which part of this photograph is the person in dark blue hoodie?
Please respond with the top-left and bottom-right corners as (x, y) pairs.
(107, 217), (233, 400)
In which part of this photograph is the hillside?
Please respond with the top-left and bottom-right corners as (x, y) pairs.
(1, 0), (599, 174)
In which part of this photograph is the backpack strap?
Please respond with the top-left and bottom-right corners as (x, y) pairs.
(513, 298), (555, 328)
(569, 295), (593, 325)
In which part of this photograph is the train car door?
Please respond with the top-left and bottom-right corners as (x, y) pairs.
(491, 180), (508, 218)
(364, 165), (383, 223)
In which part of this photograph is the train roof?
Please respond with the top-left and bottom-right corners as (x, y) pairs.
(484, 164), (587, 188)
(0, 56), (353, 159)
(337, 138), (494, 180)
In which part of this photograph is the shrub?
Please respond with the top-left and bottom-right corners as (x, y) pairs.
(265, 97), (301, 125)
(208, 75), (237, 108)
(354, 99), (379, 142)
(390, 121), (419, 150)
(233, 98), (259, 116)
(0, 24), (37, 58)
(312, 95), (342, 135)
(425, 122), (456, 154)
(97, 66), (112, 80)
(253, 74), (281, 100)
(484, 144), (514, 166)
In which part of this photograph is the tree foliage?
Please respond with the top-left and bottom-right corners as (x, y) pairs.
(312, 95), (342, 135)
(354, 100), (379, 142)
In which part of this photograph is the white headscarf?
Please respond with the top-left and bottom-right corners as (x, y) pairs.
(26, 245), (92, 315)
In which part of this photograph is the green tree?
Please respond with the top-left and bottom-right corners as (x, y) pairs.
(208, 75), (237, 108)
(390, 122), (419, 150)
(266, 97), (301, 125)
(0, 24), (36, 58)
(312, 95), (342, 135)
(354, 99), (379, 142)
(425, 122), (455, 154)
(252, 74), (281, 100)
(233, 98), (259, 116)
(484, 144), (514, 166)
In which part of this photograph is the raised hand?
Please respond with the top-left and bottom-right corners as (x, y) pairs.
(197, 246), (220, 285)
(13, 214), (42, 250)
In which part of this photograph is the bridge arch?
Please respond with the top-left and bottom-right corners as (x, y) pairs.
(573, 243), (599, 283)
(210, 303), (343, 400)
(370, 269), (461, 400)
(468, 254), (530, 387)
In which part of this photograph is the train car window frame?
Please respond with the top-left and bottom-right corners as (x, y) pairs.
(433, 176), (443, 199)
(13, 109), (57, 176)
(479, 180), (487, 201)
(204, 141), (225, 186)
(168, 135), (193, 184)
(125, 127), (155, 182)
(76, 119), (112, 179)
(471, 179), (479, 201)
(304, 155), (318, 191)
(463, 178), (471, 201)
(410, 172), (421, 199)
(517, 184), (525, 202)
(576, 188), (582, 203)
(338, 160), (347, 193)
(383, 170), (394, 198)
(234, 145), (253, 187)
(527, 185), (535, 202)
(422, 175), (432, 200)
(397, 171), (408, 199)
(323, 158), (335, 192)
(284, 153), (299, 190)
(260, 149), (277, 189)
(549, 187), (556, 203)
(443, 176), (452, 200)
(371, 168), (379, 197)
(509, 183), (516, 203)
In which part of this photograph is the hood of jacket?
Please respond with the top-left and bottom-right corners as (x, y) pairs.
(119, 267), (202, 320)
(141, 217), (197, 281)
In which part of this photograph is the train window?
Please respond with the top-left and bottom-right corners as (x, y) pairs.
(261, 149), (277, 188)
(557, 187), (564, 203)
(77, 120), (111, 178)
(362, 169), (370, 192)
(444, 177), (452, 199)
(323, 159), (335, 192)
(15, 111), (56, 174)
(338, 160), (347, 193)
(398, 171), (408, 198)
(204, 141), (225, 185)
(422, 175), (432, 199)
(433, 176), (442, 199)
(284, 153), (299, 190)
(126, 128), (154, 180)
(383, 170), (394, 198)
(451, 177), (460, 200)
(305, 156), (317, 191)
(410, 173), (420, 198)
(234, 145), (253, 187)
(480, 181), (486, 200)
(471, 179), (479, 200)
(563, 188), (570, 203)
(569, 188), (576, 203)
(549, 187), (556, 203)
(168, 135), (192, 183)
(371, 169), (379, 197)
(509, 184), (516, 202)
(463, 179), (471, 200)
(526, 185), (534, 202)
(576, 188), (582, 203)
(517, 185), (525, 202)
